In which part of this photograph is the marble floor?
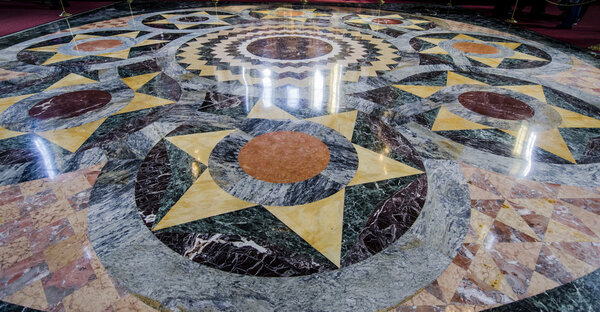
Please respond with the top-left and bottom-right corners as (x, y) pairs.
(0, 1), (600, 311)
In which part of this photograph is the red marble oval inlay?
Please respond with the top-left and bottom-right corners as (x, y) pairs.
(29, 90), (112, 120)
(372, 18), (404, 25)
(246, 36), (333, 60)
(177, 16), (209, 23)
(458, 91), (535, 120)
(238, 131), (330, 183)
(452, 42), (499, 55)
(74, 39), (124, 52)
(275, 10), (305, 17)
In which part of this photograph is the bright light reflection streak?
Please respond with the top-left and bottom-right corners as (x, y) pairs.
(328, 63), (342, 114)
(261, 68), (272, 107)
(312, 69), (324, 111)
(287, 86), (299, 109)
(34, 137), (57, 179)
(521, 132), (537, 177)
(241, 67), (251, 113)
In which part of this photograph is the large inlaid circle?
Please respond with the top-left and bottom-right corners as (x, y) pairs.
(458, 91), (535, 120)
(74, 39), (124, 52)
(246, 36), (334, 60)
(238, 131), (330, 183)
(372, 18), (403, 25)
(452, 42), (499, 54)
(29, 90), (112, 120)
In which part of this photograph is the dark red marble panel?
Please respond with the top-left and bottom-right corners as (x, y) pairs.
(458, 91), (535, 120)
(29, 90), (112, 120)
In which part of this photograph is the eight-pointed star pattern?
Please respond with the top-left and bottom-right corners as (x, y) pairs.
(393, 71), (600, 164)
(151, 102), (423, 266)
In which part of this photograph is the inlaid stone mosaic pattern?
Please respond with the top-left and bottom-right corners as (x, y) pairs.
(1, 2), (600, 311)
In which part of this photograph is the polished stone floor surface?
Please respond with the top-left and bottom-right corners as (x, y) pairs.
(1, 2), (600, 311)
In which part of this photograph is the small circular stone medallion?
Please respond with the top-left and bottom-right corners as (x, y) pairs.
(238, 131), (330, 184)
(74, 39), (124, 52)
(29, 90), (112, 120)
(458, 91), (535, 120)
(452, 42), (499, 55)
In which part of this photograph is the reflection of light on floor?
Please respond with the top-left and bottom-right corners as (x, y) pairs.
(242, 67), (251, 113)
(34, 137), (57, 179)
(510, 124), (537, 177)
(328, 63), (342, 114)
(287, 86), (299, 109)
(312, 69), (324, 112)
(261, 68), (272, 107)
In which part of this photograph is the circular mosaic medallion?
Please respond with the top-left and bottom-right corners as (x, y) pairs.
(237, 131), (331, 183)
(176, 24), (400, 87)
(29, 90), (112, 120)
(209, 119), (358, 206)
(458, 91), (535, 120)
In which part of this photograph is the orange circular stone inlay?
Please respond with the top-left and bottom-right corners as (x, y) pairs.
(276, 10), (305, 17)
(372, 18), (403, 25)
(238, 131), (330, 183)
(452, 42), (499, 55)
(74, 39), (124, 52)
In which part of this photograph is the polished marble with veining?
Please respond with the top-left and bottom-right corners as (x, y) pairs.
(1, 1), (600, 311)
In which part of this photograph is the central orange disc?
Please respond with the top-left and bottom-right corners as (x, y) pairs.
(74, 39), (123, 52)
(452, 42), (499, 54)
(276, 10), (304, 17)
(238, 131), (330, 183)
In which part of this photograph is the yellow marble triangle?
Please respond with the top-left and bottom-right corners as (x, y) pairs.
(453, 34), (481, 41)
(417, 37), (446, 45)
(446, 72), (488, 87)
(407, 19), (430, 24)
(490, 42), (522, 50)
(147, 20), (170, 24)
(116, 31), (140, 38)
(45, 73), (97, 91)
(247, 101), (297, 120)
(0, 127), (24, 140)
(508, 51), (547, 62)
(471, 248), (518, 300)
(347, 18), (366, 24)
(552, 106), (600, 128)
(0, 94), (34, 114)
(99, 48), (130, 59)
(133, 39), (169, 47)
(383, 14), (403, 19)
(499, 85), (546, 102)
(160, 14), (179, 19)
(121, 73), (160, 91)
(468, 56), (504, 68)
(26, 44), (62, 53)
(348, 144), (423, 186)
(496, 201), (540, 240)
(368, 24), (387, 31)
(544, 220), (597, 242)
(3, 280), (48, 311)
(36, 118), (106, 153)
(114, 92), (175, 115)
(305, 110), (357, 140)
(420, 46), (448, 54)
(392, 85), (443, 98)
(152, 170), (255, 231)
(41, 53), (83, 65)
(431, 106), (492, 131)
(174, 23), (198, 30)
(208, 20), (229, 26)
(72, 34), (101, 41)
(265, 190), (345, 267)
(535, 128), (576, 164)
(400, 24), (424, 30)
(166, 129), (235, 164)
